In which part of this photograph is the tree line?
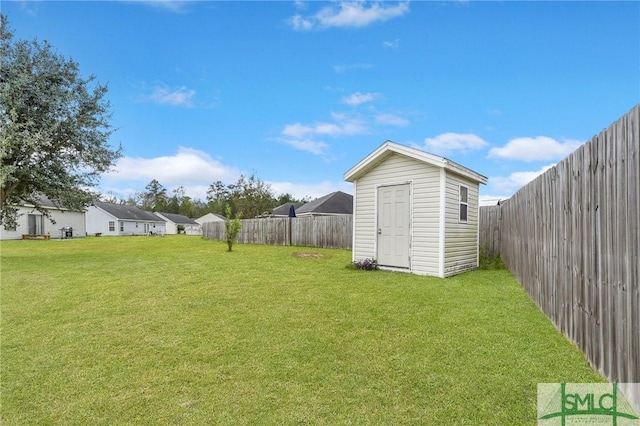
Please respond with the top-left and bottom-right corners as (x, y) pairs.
(102, 175), (309, 219)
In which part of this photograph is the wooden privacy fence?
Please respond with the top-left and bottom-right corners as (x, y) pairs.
(478, 205), (501, 257)
(487, 104), (639, 410)
(201, 215), (353, 249)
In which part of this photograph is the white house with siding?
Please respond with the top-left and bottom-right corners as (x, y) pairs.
(344, 141), (487, 278)
(154, 212), (201, 235)
(85, 201), (166, 236)
(0, 195), (86, 240)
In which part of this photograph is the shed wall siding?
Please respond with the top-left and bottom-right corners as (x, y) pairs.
(353, 153), (441, 276)
(443, 173), (480, 277)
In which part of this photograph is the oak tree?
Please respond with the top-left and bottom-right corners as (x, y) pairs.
(0, 15), (121, 227)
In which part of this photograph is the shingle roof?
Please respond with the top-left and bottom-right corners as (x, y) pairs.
(19, 194), (79, 211)
(296, 191), (353, 215)
(155, 212), (199, 225)
(272, 202), (305, 216)
(93, 201), (163, 222)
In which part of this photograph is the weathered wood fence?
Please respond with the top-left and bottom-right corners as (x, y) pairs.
(478, 205), (501, 257)
(480, 104), (639, 410)
(201, 215), (353, 249)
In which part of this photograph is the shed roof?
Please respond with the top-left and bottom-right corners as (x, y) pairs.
(344, 141), (488, 184)
(155, 212), (199, 225)
(296, 191), (353, 215)
(93, 201), (164, 222)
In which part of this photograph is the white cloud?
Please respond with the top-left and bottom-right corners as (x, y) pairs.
(108, 147), (239, 185)
(488, 136), (583, 161)
(279, 113), (368, 156)
(375, 113), (409, 127)
(332, 63), (373, 74)
(122, 0), (191, 13)
(282, 116), (367, 140)
(269, 180), (353, 201)
(383, 38), (400, 49)
(342, 92), (380, 107)
(279, 139), (329, 156)
(289, 14), (314, 31)
(289, 1), (410, 30)
(148, 86), (196, 107)
(422, 132), (490, 155)
(489, 164), (555, 195)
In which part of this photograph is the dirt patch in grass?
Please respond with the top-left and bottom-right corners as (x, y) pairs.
(293, 251), (325, 259)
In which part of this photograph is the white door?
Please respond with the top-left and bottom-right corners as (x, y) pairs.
(377, 184), (410, 268)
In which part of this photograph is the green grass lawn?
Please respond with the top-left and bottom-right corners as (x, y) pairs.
(1, 236), (603, 425)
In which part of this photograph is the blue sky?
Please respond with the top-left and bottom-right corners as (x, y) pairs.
(4, 0), (639, 204)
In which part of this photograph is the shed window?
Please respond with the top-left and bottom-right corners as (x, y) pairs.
(119, 221), (124, 232)
(459, 186), (468, 222)
(109, 221), (115, 231)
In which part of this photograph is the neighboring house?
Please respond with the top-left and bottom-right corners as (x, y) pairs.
(194, 213), (226, 225)
(154, 212), (201, 235)
(0, 195), (86, 240)
(85, 201), (166, 236)
(344, 141), (487, 278)
(271, 202), (305, 217)
(295, 191), (353, 216)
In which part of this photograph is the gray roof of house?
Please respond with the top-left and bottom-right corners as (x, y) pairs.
(272, 202), (305, 216)
(93, 201), (163, 222)
(18, 194), (80, 211)
(296, 191), (353, 215)
(155, 212), (199, 225)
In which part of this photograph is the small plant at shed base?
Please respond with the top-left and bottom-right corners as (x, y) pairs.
(353, 258), (378, 271)
(225, 205), (242, 252)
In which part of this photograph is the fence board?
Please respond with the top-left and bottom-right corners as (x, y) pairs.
(489, 104), (639, 412)
(202, 215), (353, 250)
(478, 205), (501, 257)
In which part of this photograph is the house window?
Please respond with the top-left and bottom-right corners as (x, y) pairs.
(27, 214), (44, 235)
(119, 221), (124, 232)
(459, 186), (468, 222)
(109, 221), (115, 231)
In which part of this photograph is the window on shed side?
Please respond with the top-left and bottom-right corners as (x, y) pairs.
(119, 221), (124, 232)
(459, 185), (468, 222)
(109, 221), (115, 231)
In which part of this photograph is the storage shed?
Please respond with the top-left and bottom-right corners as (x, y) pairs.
(344, 141), (487, 277)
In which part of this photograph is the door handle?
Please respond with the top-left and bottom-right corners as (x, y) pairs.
(377, 228), (382, 234)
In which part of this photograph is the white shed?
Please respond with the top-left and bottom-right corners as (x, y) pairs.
(344, 141), (487, 278)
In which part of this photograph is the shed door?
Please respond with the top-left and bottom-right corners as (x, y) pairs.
(377, 184), (410, 268)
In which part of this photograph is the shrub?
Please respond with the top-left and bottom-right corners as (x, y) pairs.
(225, 205), (242, 252)
(353, 258), (378, 271)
